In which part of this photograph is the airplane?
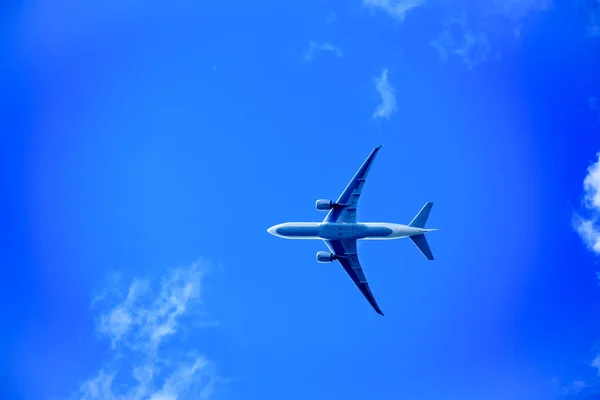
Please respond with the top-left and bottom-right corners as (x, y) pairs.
(267, 145), (437, 316)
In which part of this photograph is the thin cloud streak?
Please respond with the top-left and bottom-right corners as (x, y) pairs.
(303, 41), (344, 62)
(372, 68), (397, 119)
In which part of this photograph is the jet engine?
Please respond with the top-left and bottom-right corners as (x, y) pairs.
(316, 251), (336, 263)
(316, 199), (335, 211)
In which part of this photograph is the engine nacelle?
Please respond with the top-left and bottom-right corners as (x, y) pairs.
(316, 199), (334, 211)
(316, 251), (336, 263)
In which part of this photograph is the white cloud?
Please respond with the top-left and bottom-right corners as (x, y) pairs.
(98, 278), (148, 348)
(575, 215), (600, 254)
(430, 16), (491, 70)
(147, 356), (214, 400)
(77, 356), (215, 400)
(429, 1), (553, 69)
(363, 0), (426, 21)
(372, 68), (397, 119)
(574, 153), (600, 255)
(569, 152), (600, 398)
(97, 263), (205, 352)
(303, 41), (344, 62)
(584, 152), (600, 206)
(69, 260), (219, 400)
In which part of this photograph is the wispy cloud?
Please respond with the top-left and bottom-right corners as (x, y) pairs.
(592, 353), (600, 375)
(98, 262), (206, 352)
(577, 0), (600, 38)
(492, 0), (553, 20)
(77, 355), (215, 400)
(430, 1), (553, 69)
(563, 379), (587, 396)
(590, 96), (599, 111)
(69, 260), (219, 400)
(430, 15), (491, 70)
(543, 376), (592, 398)
(575, 215), (600, 255)
(588, 17), (600, 38)
(574, 153), (600, 255)
(372, 68), (397, 119)
(363, 0), (426, 21)
(325, 12), (337, 25)
(566, 146), (600, 396)
(303, 41), (344, 62)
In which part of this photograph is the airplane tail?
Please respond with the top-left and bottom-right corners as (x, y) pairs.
(409, 234), (434, 260)
(408, 202), (435, 260)
(408, 202), (433, 229)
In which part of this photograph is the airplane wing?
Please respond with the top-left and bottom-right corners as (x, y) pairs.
(324, 145), (382, 224)
(325, 239), (384, 316)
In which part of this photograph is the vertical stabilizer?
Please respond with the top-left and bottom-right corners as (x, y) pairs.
(409, 202), (433, 228)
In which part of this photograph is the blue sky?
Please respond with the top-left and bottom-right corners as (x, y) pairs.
(2, 0), (600, 399)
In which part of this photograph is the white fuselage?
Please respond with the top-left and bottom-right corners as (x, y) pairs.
(267, 222), (431, 241)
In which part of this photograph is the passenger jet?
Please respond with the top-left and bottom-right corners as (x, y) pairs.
(267, 145), (436, 316)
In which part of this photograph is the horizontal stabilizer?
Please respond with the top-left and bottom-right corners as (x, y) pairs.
(409, 202), (433, 228)
(409, 234), (434, 260)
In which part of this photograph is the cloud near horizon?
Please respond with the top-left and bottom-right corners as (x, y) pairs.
(372, 68), (397, 119)
(69, 260), (219, 400)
